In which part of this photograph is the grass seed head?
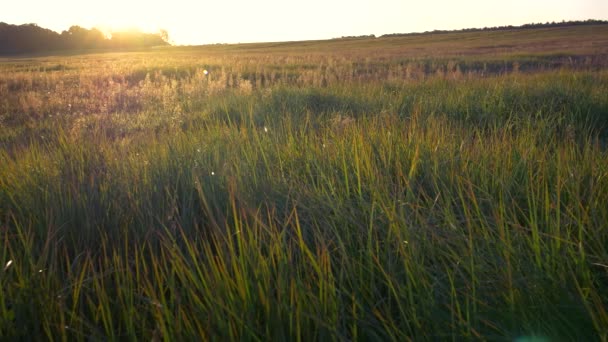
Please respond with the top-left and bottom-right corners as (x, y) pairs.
(4, 260), (13, 271)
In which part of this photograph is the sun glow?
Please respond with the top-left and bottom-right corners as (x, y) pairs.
(76, 1), (165, 39)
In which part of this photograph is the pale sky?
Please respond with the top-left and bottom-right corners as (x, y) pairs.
(3, 0), (608, 45)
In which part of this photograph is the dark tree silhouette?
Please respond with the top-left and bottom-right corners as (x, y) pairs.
(0, 22), (64, 53)
(380, 19), (608, 38)
(61, 25), (107, 49)
(0, 22), (170, 55)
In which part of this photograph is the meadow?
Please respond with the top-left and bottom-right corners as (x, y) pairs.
(1, 24), (608, 340)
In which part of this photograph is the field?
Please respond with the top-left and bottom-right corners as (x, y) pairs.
(1, 24), (608, 340)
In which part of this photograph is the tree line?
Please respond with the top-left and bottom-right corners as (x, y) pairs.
(380, 19), (608, 38)
(0, 22), (169, 55)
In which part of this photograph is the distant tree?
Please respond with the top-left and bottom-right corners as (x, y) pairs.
(0, 22), (63, 53)
(380, 19), (608, 38)
(159, 29), (169, 43)
(108, 29), (169, 48)
(0, 22), (170, 55)
(61, 25), (105, 48)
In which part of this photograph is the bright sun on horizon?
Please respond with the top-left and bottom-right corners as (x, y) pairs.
(56, 1), (166, 39)
(4, 0), (608, 45)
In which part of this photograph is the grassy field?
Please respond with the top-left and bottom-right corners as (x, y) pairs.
(1, 25), (608, 340)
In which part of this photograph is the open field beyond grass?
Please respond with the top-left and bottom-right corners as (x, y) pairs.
(1, 25), (608, 340)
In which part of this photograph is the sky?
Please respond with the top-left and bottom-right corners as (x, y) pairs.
(3, 0), (608, 45)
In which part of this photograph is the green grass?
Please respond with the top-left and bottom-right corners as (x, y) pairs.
(1, 27), (608, 340)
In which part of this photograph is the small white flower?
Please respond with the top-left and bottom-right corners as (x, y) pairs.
(4, 260), (13, 271)
(197, 148), (201, 153)
(211, 171), (215, 176)
(264, 126), (268, 133)
(203, 69), (209, 75)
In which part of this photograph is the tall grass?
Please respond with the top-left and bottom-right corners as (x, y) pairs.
(1, 45), (607, 340)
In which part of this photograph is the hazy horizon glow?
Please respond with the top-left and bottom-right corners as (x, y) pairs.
(4, 0), (608, 45)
